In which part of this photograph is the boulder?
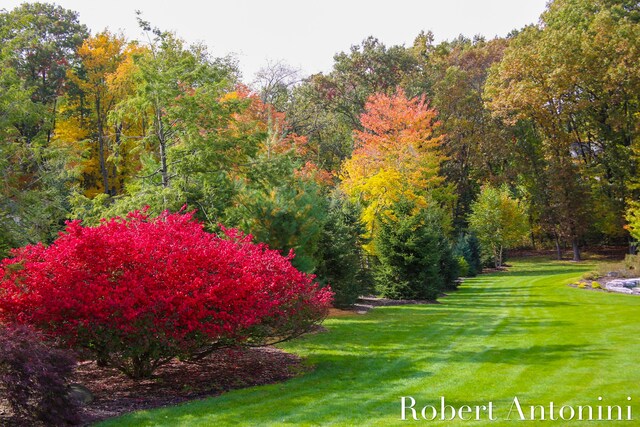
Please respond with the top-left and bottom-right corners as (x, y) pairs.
(68, 383), (94, 405)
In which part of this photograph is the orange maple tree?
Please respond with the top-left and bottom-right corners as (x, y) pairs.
(341, 88), (446, 245)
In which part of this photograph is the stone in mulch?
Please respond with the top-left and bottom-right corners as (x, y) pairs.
(604, 278), (640, 295)
(570, 275), (640, 295)
(353, 295), (441, 313)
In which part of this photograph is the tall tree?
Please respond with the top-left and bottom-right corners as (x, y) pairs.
(105, 16), (239, 213)
(485, 0), (640, 259)
(0, 3), (87, 143)
(62, 31), (142, 197)
(287, 37), (419, 174)
(340, 89), (449, 249)
(0, 4), (86, 254)
(429, 36), (513, 229)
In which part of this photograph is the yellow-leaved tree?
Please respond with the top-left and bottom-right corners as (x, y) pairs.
(56, 31), (144, 197)
(340, 88), (449, 251)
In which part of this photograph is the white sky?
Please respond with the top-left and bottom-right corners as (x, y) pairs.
(2, 0), (548, 80)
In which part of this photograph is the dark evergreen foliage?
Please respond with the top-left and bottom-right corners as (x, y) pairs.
(316, 194), (371, 307)
(454, 233), (483, 276)
(373, 201), (458, 300)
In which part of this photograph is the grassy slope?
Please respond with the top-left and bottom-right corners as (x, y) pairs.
(98, 259), (640, 426)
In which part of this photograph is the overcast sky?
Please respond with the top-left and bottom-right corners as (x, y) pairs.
(3, 0), (549, 80)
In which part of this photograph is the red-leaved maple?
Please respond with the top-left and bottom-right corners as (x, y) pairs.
(0, 209), (332, 378)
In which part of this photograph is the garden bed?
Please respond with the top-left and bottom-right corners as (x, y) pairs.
(0, 347), (307, 426)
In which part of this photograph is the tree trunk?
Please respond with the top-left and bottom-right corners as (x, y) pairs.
(96, 97), (111, 195)
(529, 231), (536, 250)
(554, 234), (562, 260)
(572, 237), (581, 261)
(155, 107), (170, 189)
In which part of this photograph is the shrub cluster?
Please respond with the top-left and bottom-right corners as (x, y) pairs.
(0, 210), (332, 379)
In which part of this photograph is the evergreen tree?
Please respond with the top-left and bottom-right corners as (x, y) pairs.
(374, 200), (457, 300)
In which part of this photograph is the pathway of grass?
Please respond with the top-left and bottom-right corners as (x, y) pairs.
(98, 259), (640, 426)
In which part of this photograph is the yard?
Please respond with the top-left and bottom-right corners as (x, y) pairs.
(98, 259), (640, 426)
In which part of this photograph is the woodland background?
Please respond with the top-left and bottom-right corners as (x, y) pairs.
(1, 0), (639, 304)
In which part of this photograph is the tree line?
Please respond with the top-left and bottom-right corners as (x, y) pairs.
(1, 0), (639, 303)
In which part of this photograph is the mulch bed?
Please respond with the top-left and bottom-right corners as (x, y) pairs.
(1, 346), (307, 426)
(1, 292), (469, 425)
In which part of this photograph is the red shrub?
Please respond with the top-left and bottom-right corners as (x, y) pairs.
(0, 209), (332, 378)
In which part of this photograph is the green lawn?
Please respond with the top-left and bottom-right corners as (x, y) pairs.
(98, 259), (640, 426)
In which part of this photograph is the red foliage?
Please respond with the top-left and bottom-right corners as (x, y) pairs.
(354, 88), (442, 155)
(0, 209), (332, 378)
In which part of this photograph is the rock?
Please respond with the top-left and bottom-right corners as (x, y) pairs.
(606, 285), (634, 294)
(608, 278), (640, 290)
(68, 383), (94, 405)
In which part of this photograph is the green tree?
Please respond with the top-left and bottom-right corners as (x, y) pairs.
(429, 36), (514, 230)
(468, 186), (529, 268)
(0, 3), (87, 143)
(0, 53), (74, 256)
(374, 200), (457, 300)
(232, 152), (327, 274)
(315, 192), (371, 307)
(97, 17), (241, 218)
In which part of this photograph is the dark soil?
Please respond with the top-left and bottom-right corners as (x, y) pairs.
(0, 347), (307, 426)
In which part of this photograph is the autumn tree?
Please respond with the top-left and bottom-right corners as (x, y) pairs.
(59, 31), (143, 197)
(340, 88), (448, 248)
(485, 0), (640, 258)
(287, 37), (420, 174)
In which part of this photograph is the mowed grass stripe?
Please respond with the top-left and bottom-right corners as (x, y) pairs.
(98, 259), (640, 426)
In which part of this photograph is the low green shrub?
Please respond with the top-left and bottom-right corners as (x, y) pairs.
(457, 256), (470, 278)
(582, 271), (600, 281)
(453, 233), (482, 277)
